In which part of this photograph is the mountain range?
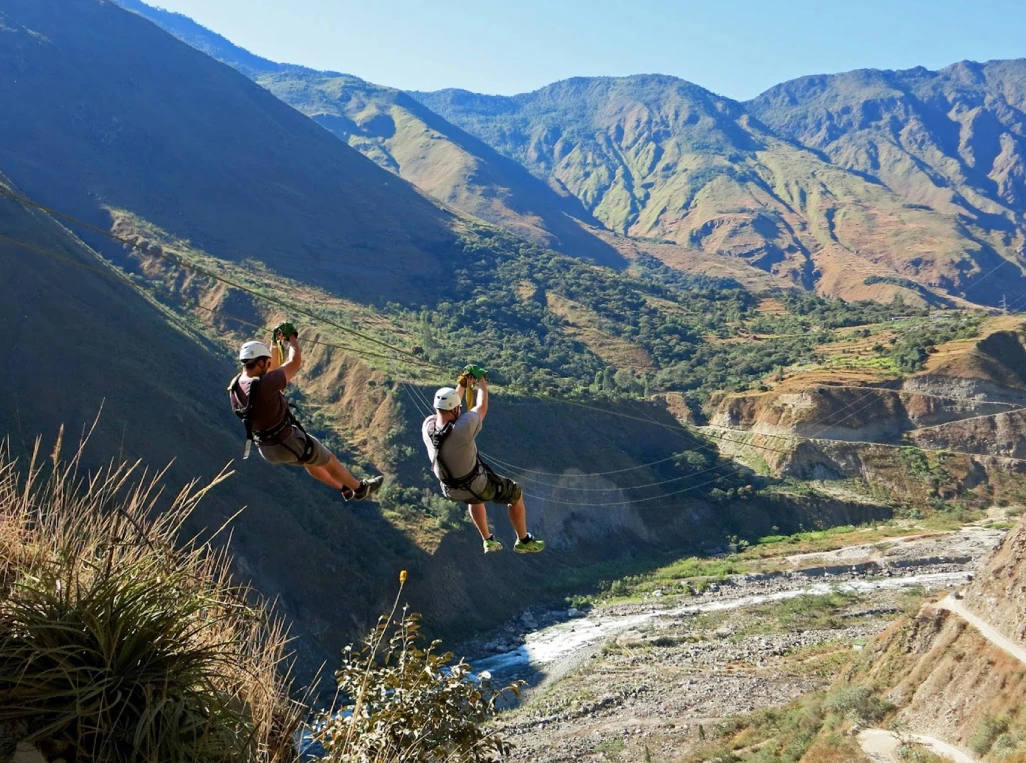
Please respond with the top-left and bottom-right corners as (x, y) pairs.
(116, 0), (1026, 308)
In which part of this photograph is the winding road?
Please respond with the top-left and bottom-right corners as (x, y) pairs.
(937, 595), (1026, 665)
(857, 729), (978, 763)
(858, 592), (1026, 763)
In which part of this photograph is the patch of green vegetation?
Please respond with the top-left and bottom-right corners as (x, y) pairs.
(577, 521), (939, 605)
(895, 741), (947, 762)
(392, 224), (955, 400)
(970, 714), (1009, 756)
(686, 684), (893, 762)
(594, 737), (627, 758)
(990, 729), (1026, 758)
(745, 592), (857, 633)
(757, 525), (858, 546)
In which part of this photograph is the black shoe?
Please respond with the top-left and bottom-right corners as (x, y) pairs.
(341, 476), (384, 501)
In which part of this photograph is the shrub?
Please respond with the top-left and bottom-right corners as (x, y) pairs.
(824, 686), (893, 724)
(314, 594), (522, 762)
(970, 714), (1009, 756)
(0, 430), (302, 763)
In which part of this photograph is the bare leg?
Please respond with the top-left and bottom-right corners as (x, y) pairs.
(507, 496), (528, 540)
(305, 454), (361, 491)
(305, 465), (343, 489)
(467, 503), (491, 540)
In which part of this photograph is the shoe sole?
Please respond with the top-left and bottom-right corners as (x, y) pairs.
(514, 545), (545, 554)
(353, 476), (384, 501)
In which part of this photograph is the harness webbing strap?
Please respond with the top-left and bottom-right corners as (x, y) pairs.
(428, 421), (485, 492)
(229, 375), (315, 463)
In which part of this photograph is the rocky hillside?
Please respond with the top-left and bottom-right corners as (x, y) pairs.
(751, 59), (1026, 306)
(704, 317), (1026, 507)
(414, 75), (1026, 307)
(962, 516), (1026, 647)
(840, 513), (1026, 761)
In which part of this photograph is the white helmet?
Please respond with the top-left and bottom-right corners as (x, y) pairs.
(239, 341), (272, 362)
(433, 387), (462, 411)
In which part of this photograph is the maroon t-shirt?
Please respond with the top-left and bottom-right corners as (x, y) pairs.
(232, 368), (290, 436)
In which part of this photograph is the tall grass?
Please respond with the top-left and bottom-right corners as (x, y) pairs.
(0, 427), (304, 762)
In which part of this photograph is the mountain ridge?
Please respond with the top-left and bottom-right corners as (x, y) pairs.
(122, 0), (1026, 307)
(416, 72), (1019, 304)
(114, 0), (629, 267)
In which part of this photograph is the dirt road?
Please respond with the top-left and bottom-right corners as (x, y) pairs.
(858, 728), (978, 763)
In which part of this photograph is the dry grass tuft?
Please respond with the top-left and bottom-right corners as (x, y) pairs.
(0, 423), (304, 762)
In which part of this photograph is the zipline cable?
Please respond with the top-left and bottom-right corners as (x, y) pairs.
(0, 232), (409, 365)
(0, 187), (443, 371)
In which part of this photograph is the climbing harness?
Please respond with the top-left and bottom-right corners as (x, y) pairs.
(426, 418), (489, 501)
(227, 374), (316, 463)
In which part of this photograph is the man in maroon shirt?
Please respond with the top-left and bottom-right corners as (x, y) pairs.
(228, 330), (382, 501)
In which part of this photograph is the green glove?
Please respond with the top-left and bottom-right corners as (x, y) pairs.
(274, 321), (298, 340)
(463, 364), (488, 381)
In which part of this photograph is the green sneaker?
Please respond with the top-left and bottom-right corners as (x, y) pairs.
(483, 536), (504, 553)
(513, 535), (545, 554)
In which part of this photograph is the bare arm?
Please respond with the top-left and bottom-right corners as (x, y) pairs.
(472, 378), (489, 421)
(280, 335), (302, 383)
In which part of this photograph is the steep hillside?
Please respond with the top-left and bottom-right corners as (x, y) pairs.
(704, 316), (1026, 508)
(834, 515), (1026, 760)
(0, 0), (457, 302)
(751, 60), (1026, 303)
(0, 171), (419, 677)
(416, 76), (1020, 305)
(113, 0), (626, 267)
(963, 515), (1026, 646)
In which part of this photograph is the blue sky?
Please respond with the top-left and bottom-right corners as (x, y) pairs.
(145, 0), (1026, 99)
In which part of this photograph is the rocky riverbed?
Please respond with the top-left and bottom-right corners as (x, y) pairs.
(463, 525), (1006, 762)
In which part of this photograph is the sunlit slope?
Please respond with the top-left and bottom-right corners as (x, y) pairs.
(751, 60), (1026, 303)
(416, 75), (1026, 305)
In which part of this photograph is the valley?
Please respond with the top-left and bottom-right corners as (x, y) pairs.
(3, 1), (1026, 761)
(483, 521), (1010, 762)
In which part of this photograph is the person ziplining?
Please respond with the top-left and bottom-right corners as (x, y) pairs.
(422, 365), (545, 554)
(228, 322), (384, 501)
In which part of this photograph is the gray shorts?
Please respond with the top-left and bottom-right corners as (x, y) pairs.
(444, 465), (522, 506)
(256, 429), (332, 467)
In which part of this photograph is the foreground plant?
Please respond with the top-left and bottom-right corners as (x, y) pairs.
(0, 428), (303, 762)
(315, 575), (522, 763)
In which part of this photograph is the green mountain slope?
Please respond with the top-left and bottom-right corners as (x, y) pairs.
(0, 0), (459, 302)
(416, 75), (1016, 305)
(113, 0), (627, 267)
(749, 60), (1026, 303)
